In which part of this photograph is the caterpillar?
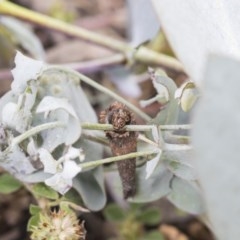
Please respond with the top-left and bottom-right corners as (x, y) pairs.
(99, 102), (138, 199)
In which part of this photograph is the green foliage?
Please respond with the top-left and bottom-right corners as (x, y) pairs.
(29, 204), (41, 215)
(32, 183), (59, 200)
(140, 231), (165, 240)
(27, 204), (41, 231)
(62, 188), (83, 205)
(103, 203), (163, 240)
(0, 173), (22, 194)
(0, 49), (202, 226)
(104, 204), (127, 222)
(137, 207), (161, 226)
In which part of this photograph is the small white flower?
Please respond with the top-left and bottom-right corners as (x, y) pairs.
(62, 160), (82, 179)
(60, 146), (85, 162)
(45, 172), (72, 195)
(27, 139), (84, 194)
(45, 161), (82, 194)
(38, 148), (59, 174)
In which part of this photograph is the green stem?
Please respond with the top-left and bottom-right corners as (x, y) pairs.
(0, 0), (131, 53)
(11, 121), (65, 146)
(0, 1), (184, 72)
(79, 150), (154, 170)
(81, 122), (191, 131)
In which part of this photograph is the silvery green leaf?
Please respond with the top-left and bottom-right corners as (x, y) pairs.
(3, 80), (38, 132)
(11, 51), (44, 94)
(164, 160), (196, 181)
(167, 177), (205, 214)
(162, 144), (196, 180)
(36, 96), (81, 150)
(73, 167), (106, 211)
(127, 0), (160, 46)
(143, 69), (179, 125)
(0, 92), (17, 122)
(37, 68), (103, 161)
(1, 145), (35, 177)
(151, 0), (240, 84)
(145, 150), (162, 179)
(132, 164), (172, 202)
(36, 96), (78, 119)
(2, 102), (20, 130)
(192, 55), (240, 239)
(74, 136), (103, 166)
(21, 171), (52, 183)
(0, 17), (45, 60)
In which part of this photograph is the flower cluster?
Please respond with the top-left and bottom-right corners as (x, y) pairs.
(30, 209), (86, 240)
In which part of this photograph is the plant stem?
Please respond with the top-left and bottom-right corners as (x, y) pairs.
(81, 122), (191, 131)
(82, 133), (109, 146)
(0, 1), (130, 53)
(79, 150), (154, 170)
(0, 1), (184, 72)
(11, 121), (65, 146)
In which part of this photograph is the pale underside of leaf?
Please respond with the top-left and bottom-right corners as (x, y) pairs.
(192, 55), (240, 239)
(151, 0), (240, 84)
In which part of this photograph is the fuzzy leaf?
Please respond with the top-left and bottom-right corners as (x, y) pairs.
(29, 204), (41, 215)
(0, 173), (22, 194)
(192, 55), (240, 239)
(151, 0), (240, 84)
(32, 183), (59, 200)
(2, 145), (36, 177)
(137, 207), (161, 225)
(104, 204), (126, 222)
(106, 164), (172, 203)
(133, 164), (172, 202)
(37, 69), (103, 161)
(167, 177), (204, 214)
(162, 144), (197, 180)
(165, 160), (196, 181)
(63, 188), (83, 205)
(27, 215), (40, 231)
(73, 167), (106, 211)
(145, 150), (162, 179)
(36, 96), (81, 151)
(21, 171), (52, 183)
(11, 51), (44, 94)
(142, 69), (179, 125)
